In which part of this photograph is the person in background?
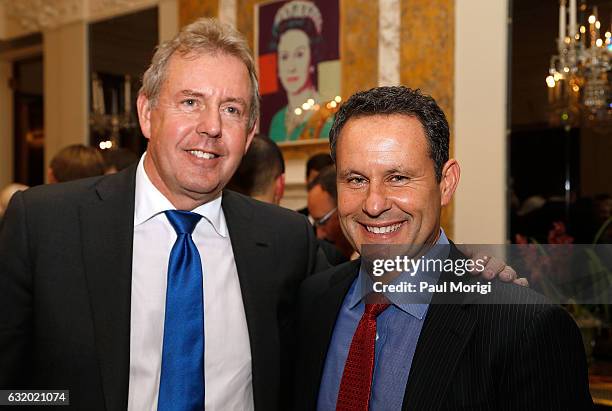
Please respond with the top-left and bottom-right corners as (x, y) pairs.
(307, 165), (353, 262)
(305, 152), (333, 185)
(102, 148), (139, 174)
(227, 134), (285, 204)
(47, 144), (106, 183)
(297, 152), (333, 216)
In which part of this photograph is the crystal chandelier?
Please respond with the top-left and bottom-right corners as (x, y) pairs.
(90, 73), (137, 150)
(546, 0), (612, 127)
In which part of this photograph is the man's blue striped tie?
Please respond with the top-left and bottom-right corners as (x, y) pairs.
(158, 210), (205, 411)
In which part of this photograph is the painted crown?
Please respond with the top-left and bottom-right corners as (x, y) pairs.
(273, 0), (323, 35)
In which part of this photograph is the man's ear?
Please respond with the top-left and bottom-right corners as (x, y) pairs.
(244, 118), (259, 153)
(439, 159), (460, 207)
(47, 168), (57, 184)
(137, 93), (153, 140)
(273, 173), (286, 205)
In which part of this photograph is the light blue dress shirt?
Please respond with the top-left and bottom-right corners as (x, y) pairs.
(317, 230), (450, 411)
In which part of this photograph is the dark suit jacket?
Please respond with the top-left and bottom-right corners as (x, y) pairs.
(0, 165), (328, 410)
(317, 240), (348, 267)
(294, 245), (593, 410)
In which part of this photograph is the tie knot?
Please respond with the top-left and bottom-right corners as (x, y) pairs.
(165, 210), (202, 235)
(364, 303), (389, 318)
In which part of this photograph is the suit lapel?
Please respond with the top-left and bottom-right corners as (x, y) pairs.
(221, 191), (277, 410)
(301, 260), (360, 409)
(402, 245), (477, 410)
(80, 166), (136, 411)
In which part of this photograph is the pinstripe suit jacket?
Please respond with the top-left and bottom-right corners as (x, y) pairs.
(294, 245), (593, 410)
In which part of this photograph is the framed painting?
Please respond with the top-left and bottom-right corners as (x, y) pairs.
(255, 0), (340, 146)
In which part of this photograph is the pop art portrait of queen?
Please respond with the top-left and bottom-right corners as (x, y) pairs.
(256, 0), (340, 144)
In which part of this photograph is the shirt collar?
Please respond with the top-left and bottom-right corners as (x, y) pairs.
(350, 228), (450, 320)
(133, 153), (228, 237)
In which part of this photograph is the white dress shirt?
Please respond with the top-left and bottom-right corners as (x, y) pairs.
(127, 154), (253, 410)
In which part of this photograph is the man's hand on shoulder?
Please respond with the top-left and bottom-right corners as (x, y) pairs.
(456, 244), (529, 287)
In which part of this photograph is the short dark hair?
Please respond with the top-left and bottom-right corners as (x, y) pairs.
(50, 144), (106, 182)
(305, 153), (333, 178)
(308, 165), (337, 204)
(329, 86), (449, 181)
(227, 134), (285, 197)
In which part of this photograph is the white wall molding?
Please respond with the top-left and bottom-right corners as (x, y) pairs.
(378, 0), (400, 86)
(454, 0), (508, 243)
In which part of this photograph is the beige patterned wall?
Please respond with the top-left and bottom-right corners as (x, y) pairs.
(400, 0), (454, 236)
(400, 0), (454, 118)
(340, 0), (378, 97)
(179, 0), (218, 26)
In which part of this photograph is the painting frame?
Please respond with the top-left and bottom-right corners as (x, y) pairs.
(254, 0), (341, 147)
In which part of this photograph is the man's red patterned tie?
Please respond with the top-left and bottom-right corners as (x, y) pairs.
(336, 303), (390, 411)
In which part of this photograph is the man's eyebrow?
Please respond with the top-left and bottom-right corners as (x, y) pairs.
(337, 166), (415, 179)
(178, 89), (205, 98)
(223, 97), (248, 107)
(337, 169), (359, 179)
(386, 167), (410, 174)
(177, 91), (247, 107)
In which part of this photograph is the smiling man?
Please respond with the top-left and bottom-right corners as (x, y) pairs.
(293, 86), (592, 410)
(0, 19), (326, 411)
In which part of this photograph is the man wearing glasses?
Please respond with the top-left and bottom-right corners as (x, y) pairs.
(307, 166), (355, 261)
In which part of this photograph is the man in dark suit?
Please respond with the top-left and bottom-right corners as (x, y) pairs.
(227, 134), (286, 205)
(0, 18), (326, 411)
(294, 86), (592, 410)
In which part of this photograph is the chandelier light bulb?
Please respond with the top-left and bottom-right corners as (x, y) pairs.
(294, 108), (302, 115)
(547, 2), (611, 125)
(98, 140), (113, 150)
